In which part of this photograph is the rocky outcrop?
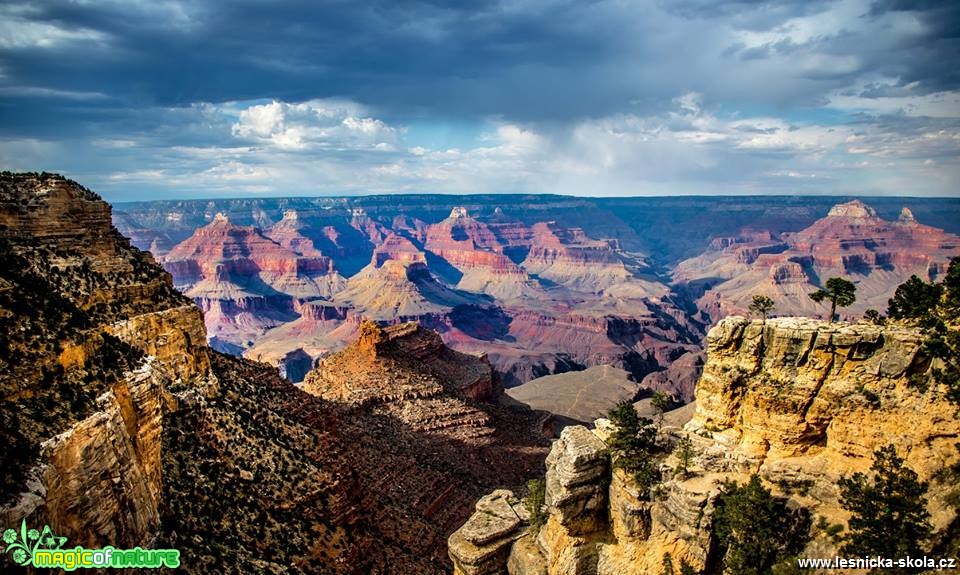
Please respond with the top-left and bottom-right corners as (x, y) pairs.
(372, 232), (427, 267)
(449, 490), (530, 575)
(335, 259), (487, 319)
(450, 316), (960, 574)
(304, 320), (498, 405)
(523, 222), (665, 298)
(0, 173), (216, 549)
(483, 308), (700, 387)
(425, 207), (543, 300)
(689, 316), (960, 489)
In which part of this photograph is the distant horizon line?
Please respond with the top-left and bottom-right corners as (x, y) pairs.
(5, 170), (959, 204)
(110, 192), (960, 206)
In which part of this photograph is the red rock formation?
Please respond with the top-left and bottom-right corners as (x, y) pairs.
(453, 305), (699, 388)
(674, 200), (960, 320)
(485, 207), (533, 261)
(373, 232), (427, 267)
(425, 207), (541, 299)
(523, 221), (666, 297)
(305, 320), (498, 404)
(335, 259), (486, 319)
(162, 213), (346, 348)
(350, 207), (390, 246)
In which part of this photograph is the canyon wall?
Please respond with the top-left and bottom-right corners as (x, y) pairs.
(0, 173), (217, 548)
(450, 316), (960, 574)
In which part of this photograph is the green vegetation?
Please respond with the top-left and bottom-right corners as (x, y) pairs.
(888, 275), (943, 320)
(886, 257), (960, 406)
(663, 552), (675, 575)
(748, 295), (775, 322)
(605, 400), (659, 496)
(651, 391), (671, 429)
(711, 475), (810, 575)
(673, 435), (695, 479)
(809, 277), (856, 322)
(838, 445), (932, 562)
(863, 309), (885, 325)
(525, 478), (547, 536)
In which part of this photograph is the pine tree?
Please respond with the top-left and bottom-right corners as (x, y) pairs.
(839, 445), (932, 561)
(651, 391), (671, 429)
(887, 275), (942, 320)
(673, 435), (695, 479)
(887, 257), (960, 405)
(524, 478), (547, 535)
(809, 277), (856, 322)
(712, 475), (810, 575)
(606, 401), (659, 495)
(748, 295), (775, 322)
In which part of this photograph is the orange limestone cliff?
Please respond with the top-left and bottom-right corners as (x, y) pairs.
(449, 316), (960, 575)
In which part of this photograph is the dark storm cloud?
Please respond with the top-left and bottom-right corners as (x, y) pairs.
(0, 0), (638, 125)
(0, 0), (958, 199)
(2, 0), (958, 125)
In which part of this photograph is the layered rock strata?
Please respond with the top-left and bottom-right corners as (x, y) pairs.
(450, 316), (960, 574)
(0, 173), (216, 548)
(0, 173), (551, 573)
(675, 200), (960, 321)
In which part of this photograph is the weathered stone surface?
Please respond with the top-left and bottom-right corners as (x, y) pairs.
(688, 316), (959, 486)
(544, 426), (609, 532)
(449, 490), (529, 575)
(0, 174), (214, 550)
(508, 534), (548, 575)
(451, 315), (960, 575)
(462, 490), (524, 546)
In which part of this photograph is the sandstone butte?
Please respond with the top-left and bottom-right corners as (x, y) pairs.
(0, 172), (551, 574)
(449, 315), (960, 575)
(674, 199), (960, 322)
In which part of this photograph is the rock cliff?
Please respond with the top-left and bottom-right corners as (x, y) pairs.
(1, 173), (552, 573)
(162, 212), (346, 350)
(450, 316), (960, 574)
(0, 172), (215, 548)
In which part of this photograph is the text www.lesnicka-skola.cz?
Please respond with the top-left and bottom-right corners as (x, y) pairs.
(797, 556), (957, 570)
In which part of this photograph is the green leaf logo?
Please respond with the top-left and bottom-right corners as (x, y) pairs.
(3, 520), (69, 567)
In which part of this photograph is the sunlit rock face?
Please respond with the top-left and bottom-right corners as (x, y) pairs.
(451, 315), (960, 575)
(160, 211), (347, 350)
(0, 173), (215, 548)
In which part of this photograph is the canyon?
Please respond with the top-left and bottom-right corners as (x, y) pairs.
(3, 172), (959, 574)
(128, 202), (709, 388)
(0, 173), (549, 573)
(449, 316), (960, 574)
(673, 200), (960, 322)
(114, 196), (960, 396)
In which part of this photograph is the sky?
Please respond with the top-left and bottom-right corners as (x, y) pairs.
(0, 0), (958, 201)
